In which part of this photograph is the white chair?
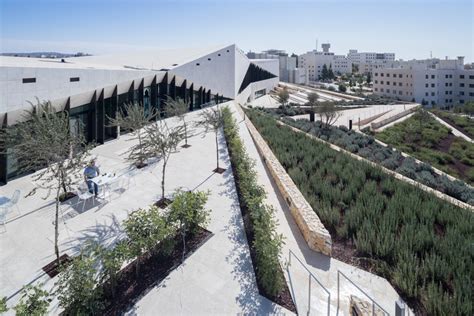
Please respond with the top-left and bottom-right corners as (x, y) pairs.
(0, 190), (21, 216)
(105, 177), (124, 201)
(76, 184), (95, 212)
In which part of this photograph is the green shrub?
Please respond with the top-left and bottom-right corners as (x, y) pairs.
(55, 244), (105, 315)
(0, 297), (7, 313)
(222, 107), (284, 297)
(246, 109), (474, 314)
(14, 285), (50, 316)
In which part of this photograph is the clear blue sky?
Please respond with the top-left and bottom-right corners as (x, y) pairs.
(1, 0), (473, 62)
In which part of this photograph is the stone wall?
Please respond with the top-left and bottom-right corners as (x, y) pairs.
(240, 106), (332, 256)
(371, 106), (418, 130)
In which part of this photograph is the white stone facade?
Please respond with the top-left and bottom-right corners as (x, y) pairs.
(372, 57), (474, 107)
(299, 44), (351, 81)
(347, 49), (395, 74)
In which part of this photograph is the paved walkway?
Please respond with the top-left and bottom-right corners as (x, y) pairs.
(0, 104), (289, 315)
(232, 103), (410, 315)
(293, 103), (418, 130)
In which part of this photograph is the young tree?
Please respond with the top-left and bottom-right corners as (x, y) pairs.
(123, 206), (174, 275)
(276, 87), (289, 107)
(366, 72), (372, 85)
(319, 102), (341, 128)
(5, 100), (90, 262)
(338, 84), (347, 93)
(97, 240), (128, 298)
(108, 102), (157, 168)
(165, 97), (192, 148)
(307, 92), (319, 122)
(55, 244), (104, 315)
(328, 63), (335, 80)
(197, 106), (226, 173)
(14, 285), (50, 316)
(168, 189), (210, 262)
(321, 64), (329, 80)
(143, 120), (184, 205)
(352, 63), (359, 74)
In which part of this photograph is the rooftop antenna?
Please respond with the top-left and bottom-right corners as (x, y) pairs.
(430, 51), (432, 59)
(316, 38), (318, 52)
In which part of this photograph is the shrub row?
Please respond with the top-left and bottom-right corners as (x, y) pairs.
(246, 109), (473, 315)
(279, 116), (474, 205)
(221, 107), (285, 298)
(376, 112), (474, 185)
(5, 191), (211, 315)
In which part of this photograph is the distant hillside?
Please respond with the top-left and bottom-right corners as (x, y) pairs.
(0, 52), (91, 58)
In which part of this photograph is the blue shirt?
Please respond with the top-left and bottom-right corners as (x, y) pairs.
(84, 165), (99, 179)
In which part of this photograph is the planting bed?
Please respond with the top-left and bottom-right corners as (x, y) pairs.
(376, 112), (474, 185)
(68, 227), (213, 315)
(431, 109), (474, 139)
(247, 109), (473, 315)
(222, 108), (296, 313)
(277, 114), (474, 205)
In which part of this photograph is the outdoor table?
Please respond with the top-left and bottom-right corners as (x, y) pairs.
(90, 174), (118, 197)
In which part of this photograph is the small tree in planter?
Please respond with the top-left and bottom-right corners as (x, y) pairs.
(165, 97), (192, 148)
(319, 102), (341, 129)
(123, 206), (175, 276)
(197, 106), (226, 174)
(108, 102), (157, 168)
(13, 284), (50, 316)
(307, 92), (319, 122)
(277, 87), (289, 107)
(143, 121), (184, 207)
(55, 244), (104, 315)
(5, 100), (90, 264)
(97, 240), (128, 299)
(168, 189), (211, 262)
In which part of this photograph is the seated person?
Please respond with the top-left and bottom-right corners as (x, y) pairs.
(84, 160), (100, 196)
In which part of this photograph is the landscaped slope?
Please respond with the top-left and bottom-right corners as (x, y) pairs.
(247, 109), (473, 315)
(376, 112), (474, 185)
(431, 109), (474, 139)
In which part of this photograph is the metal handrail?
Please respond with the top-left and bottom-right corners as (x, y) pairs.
(337, 270), (390, 315)
(288, 249), (331, 315)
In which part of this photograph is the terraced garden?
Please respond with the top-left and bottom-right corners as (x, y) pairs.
(376, 112), (474, 185)
(246, 109), (473, 315)
(431, 109), (474, 139)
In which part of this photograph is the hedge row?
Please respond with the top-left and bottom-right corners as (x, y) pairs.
(280, 116), (474, 205)
(246, 109), (473, 315)
(221, 107), (285, 298)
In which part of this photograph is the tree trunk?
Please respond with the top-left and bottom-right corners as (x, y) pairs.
(55, 184), (61, 263)
(60, 169), (68, 194)
(184, 120), (188, 146)
(215, 130), (219, 170)
(137, 131), (143, 165)
(161, 157), (167, 200)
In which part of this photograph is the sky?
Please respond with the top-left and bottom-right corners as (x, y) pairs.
(1, 0), (473, 62)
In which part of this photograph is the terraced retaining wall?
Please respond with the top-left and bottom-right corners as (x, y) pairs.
(239, 105), (333, 256)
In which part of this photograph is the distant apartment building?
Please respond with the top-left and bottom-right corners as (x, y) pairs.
(247, 50), (308, 84)
(372, 57), (474, 107)
(347, 49), (395, 74)
(299, 43), (351, 81)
